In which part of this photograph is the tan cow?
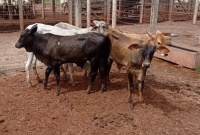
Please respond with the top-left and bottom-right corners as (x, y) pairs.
(104, 29), (170, 109)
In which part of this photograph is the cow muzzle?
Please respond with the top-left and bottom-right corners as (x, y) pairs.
(142, 62), (151, 68)
(160, 53), (168, 57)
(15, 43), (22, 49)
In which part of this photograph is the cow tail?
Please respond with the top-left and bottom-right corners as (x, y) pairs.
(104, 36), (111, 63)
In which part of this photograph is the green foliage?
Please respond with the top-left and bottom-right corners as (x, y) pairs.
(44, 0), (60, 5)
(0, 65), (3, 73)
(195, 66), (200, 73)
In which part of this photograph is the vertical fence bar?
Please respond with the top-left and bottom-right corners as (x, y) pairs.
(87, 0), (91, 27)
(75, 0), (82, 27)
(42, 0), (45, 19)
(139, 0), (144, 23)
(149, 0), (159, 34)
(169, 0), (174, 21)
(112, 0), (117, 28)
(107, 0), (111, 24)
(68, 0), (73, 24)
(193, 0), (199, 24)
(19, 0), (24, 31)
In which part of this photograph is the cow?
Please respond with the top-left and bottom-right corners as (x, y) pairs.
(104, 29), (170, 109)
(15, 24), (111, 96)
(60, 0), (68, 14)
(24, 20), (108, 86)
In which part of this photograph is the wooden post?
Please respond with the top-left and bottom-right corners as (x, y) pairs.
(149, 0), (159, 34)
(52, 0), (56, 15)
(68, 0), (73, 24)
(118, 0), (122, 19)
(169, 0), (174, 20)
(32, 0), (36, 16)
(112, 0), (117, 28)
(139, 0), (144, 23)
(193, 0), (199, 24)
(103, 0), (107, 22)
(8, 0), (13, 20)
(41, 0), (45, 19)
(18, 0), (24, 31)
(87, 0), (91, 27)
(52, 0), (56, 21)
(107, 0), (111, 24)
(75, 0), (82, 27)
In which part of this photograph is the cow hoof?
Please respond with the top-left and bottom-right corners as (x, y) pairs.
(99, 86), (107, 93)
(68, 81), (75, 86)
(86, 90), (90, 94)
(128, 102), (134, 110)
(43, 87), (47, 90)
(138, 97), (144, 103)
(38, 79), (43, 83)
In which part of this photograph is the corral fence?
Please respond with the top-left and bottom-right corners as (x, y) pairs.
(0, 0), (200, 32)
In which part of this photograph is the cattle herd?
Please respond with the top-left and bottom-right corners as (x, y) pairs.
(15, 20), (170, 109)
(0, 0), (32, 19)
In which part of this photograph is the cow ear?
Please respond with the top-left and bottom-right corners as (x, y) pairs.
(93, 20), (100, 26)
(29, 24), (37, 35)
(91, 26), (98, 31)
(128, 44), (140, 50)
(156, 45), (170, 56)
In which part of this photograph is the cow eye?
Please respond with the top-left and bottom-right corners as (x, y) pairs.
(140, 48), (144, 52)
(157, 42), (161, 45)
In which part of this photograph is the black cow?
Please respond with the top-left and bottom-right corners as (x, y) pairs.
(15, 24), (111, 96)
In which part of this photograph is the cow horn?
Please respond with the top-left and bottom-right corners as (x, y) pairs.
(146, 31), (154, 38)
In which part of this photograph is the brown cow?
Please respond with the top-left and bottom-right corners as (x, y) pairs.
(105, 29), (170, 109)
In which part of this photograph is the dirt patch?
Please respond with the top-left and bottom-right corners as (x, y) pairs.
(0, 21), (200, 135)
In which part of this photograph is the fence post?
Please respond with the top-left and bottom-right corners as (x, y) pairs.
(169, 0), (174, 21)
(32, 0), (36, 16)
(68, 0), (73, 24)
(149, 0), (159, 34)
(87, 0), (91, 28)
(8, 0), (13, 20)
(107, 0), (111, 24)
(75, 0), (82, 27)
(19, 0), (24, 31)
(112, 0), (117, 28)
(139, 0), (144, 23)
(118, 0), (122, 19)
(41, 0), (45, 19)
(104, 0), (107, 22)
(193, 0), (199, 24)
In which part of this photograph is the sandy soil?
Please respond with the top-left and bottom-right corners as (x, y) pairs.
(0, 20), (200, 135)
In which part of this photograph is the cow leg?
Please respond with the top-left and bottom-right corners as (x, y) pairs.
(107, 58), (113, 83)
(99, 60), (109, 93)
(138, 68), (147, 102)
(25, 52), (34, 86)
(86, 59), (99, 94)
(61, 64), (67, 82)
(138, 80), (144, 102)
(67, 63), (75, 86)
(32, 56), (42, 83)
(54, 66), (61, 96)
(43, 67), (53, 90)
(127, 70), (134, 109)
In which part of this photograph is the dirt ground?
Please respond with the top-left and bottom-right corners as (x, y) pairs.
(0, 20), (200, 135)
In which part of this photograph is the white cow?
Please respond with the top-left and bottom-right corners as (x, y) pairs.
(60, 0), (68, 14)
(24, 20), (108, 86)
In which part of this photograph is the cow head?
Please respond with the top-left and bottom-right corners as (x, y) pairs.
(128, 40), (170, 68)
(15, 24), (38, 51)
(92, 20), (109, 34)
(146, 30), (170, 57)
